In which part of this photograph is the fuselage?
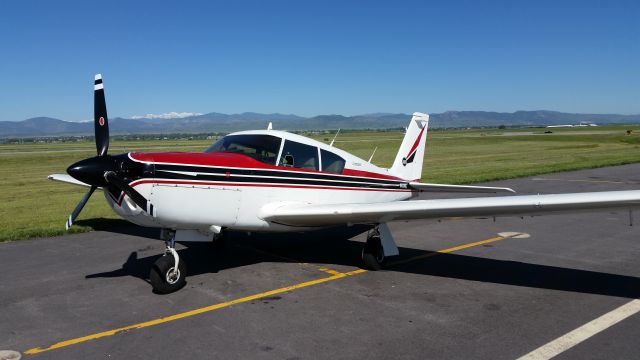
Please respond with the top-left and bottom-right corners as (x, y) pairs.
(105, 129), (415, 232)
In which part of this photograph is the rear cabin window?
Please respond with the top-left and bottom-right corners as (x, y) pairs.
(205, 134), (281, 165)
(321, 149), (345, 174)
(279, 140), (319, 170)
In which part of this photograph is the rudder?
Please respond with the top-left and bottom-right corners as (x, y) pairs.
(388, 112), (429, 181)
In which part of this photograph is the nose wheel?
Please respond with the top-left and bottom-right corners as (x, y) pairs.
(150, 235), (187, 294)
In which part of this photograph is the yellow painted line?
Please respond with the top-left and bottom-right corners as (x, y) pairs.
(387, 235), (506, 266)
(318, 267), (343, 276)
(231, 242), (310, 266)
(24, 270), (359, 355)
(23, 235), (507, 356)
(232, 243), (358, 276)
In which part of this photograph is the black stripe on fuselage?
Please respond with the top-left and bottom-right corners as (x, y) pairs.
(153, 163), (404, 186)
(152, 170), (406, 190)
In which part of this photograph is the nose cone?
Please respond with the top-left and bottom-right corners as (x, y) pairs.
(67, 156), (114, 187)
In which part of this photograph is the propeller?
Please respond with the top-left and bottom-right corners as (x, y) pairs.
(64, 74), (155, 229)
(94, 74), (109, 156)
(65, 185), (97, 230)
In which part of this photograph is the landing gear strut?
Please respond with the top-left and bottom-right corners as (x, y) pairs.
(361, 223), (399, 271)
(150, 231), (186, 294)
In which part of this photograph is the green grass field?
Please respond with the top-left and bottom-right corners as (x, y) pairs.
(2, 125), (640, 242)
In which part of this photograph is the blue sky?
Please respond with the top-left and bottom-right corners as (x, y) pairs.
(0, 0), (638, 121)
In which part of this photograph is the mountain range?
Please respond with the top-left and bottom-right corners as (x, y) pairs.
(2, 110), (640, 138)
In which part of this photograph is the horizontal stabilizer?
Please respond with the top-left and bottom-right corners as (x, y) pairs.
(409, 182), (515, 193)
(47, 174), (92, 188)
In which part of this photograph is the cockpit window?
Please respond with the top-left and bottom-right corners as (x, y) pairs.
(278, 140), (319, 171)
(321, 149), (345, 174)
(205, 134), (282, 165)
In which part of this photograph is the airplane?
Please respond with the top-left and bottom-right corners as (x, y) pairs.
(49, 74), (640, 294)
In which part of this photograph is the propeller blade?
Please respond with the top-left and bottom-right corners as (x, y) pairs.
(66, 185), (97, 230)
(104, 171), (155, 216)
(94, 74), (109, 156)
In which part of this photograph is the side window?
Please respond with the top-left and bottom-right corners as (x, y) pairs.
(321, 149), (345, 174)
(279, 140), (319, 170)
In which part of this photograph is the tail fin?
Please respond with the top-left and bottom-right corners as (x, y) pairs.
(388, 112), (429, 181)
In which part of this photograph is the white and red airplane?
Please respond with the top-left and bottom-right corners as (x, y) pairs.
(49, 75), (640, 293)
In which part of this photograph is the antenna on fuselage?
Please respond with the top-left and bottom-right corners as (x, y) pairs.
(368, 147), (378, 163)
(329, 129), (340, 147)
(267, 122), (273, 130)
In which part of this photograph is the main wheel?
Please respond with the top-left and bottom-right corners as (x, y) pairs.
(362, 236), (385, 270)
(211, 232), (226, 250)
(150, 254), (187, 294)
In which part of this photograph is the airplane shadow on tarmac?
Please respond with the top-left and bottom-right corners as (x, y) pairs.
(75, 218), (162, 239)
(85, 224), (640, 299)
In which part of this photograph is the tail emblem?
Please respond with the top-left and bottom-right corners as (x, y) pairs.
(402, 126), (425, 166)
(98, 117), (105, 126)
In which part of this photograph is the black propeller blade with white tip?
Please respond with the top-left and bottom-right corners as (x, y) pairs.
(63, 74), (156, 229)
(94, 74), (109, 157)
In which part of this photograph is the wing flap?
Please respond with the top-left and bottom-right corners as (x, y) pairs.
(409, 182), (515, 193)
(261, 190), (640, 227)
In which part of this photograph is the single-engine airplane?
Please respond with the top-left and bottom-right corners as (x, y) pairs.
(49, 74), (640, 293)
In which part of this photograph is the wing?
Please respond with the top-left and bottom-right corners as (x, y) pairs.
(48, 174), (92, 188)
(260, 190), (640, 227)
(409, 182), (514, 193)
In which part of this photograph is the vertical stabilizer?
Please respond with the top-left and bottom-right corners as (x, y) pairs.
(388, 112), (429, 181)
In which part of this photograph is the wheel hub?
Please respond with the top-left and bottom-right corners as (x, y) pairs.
(166, 268), (180, 284)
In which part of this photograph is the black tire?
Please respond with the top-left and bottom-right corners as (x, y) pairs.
(362, 236), (385, 270)
(211, 232), (226, 250)
(150, 254), (187, 294)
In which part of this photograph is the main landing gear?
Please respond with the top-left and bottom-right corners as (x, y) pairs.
(150, 231), (186, 294)
(362, 229), (385, 270)
(361, 223), (399, 271)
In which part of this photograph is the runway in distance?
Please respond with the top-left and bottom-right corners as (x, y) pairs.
(49, 74), (640, 293)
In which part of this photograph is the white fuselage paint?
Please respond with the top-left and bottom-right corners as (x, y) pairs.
(103, 129), (413, 232)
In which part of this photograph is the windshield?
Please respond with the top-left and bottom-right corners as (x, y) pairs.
(205, 134), (282, 165)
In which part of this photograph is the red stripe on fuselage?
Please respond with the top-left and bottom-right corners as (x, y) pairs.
(340, 168), (403, 180)
(130, 152), (405, 181)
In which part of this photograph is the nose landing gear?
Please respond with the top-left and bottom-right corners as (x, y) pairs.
(150, 231), (186, 294)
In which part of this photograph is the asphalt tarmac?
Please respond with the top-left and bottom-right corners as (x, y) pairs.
(2, 164), (640, 360)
